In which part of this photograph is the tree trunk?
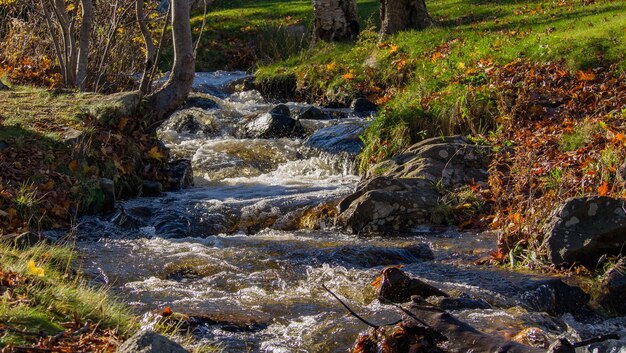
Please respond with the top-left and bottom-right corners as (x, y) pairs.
(145, 0), (194, 128)
(312, 0), (359, 44)
(379, 0), (433, 39)
(76, 0), (93, 91)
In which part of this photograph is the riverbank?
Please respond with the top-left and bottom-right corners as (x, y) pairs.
(248, 0), (626, 269)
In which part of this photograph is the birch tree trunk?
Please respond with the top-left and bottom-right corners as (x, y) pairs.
(145, 0), (194, 127)
(379, 0), (433, 39)
(137, 0), (157, 94)
(76, 0), (93, 91)
(312, 0), (359, 44)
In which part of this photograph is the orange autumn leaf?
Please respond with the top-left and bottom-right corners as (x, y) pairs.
(576, 70), (596, 82)
(388, 44), (399, 54)
(614, 132), (626, 143)
(598, 181), (609, 196)
(342, 72), (354, 80)
(371, 275), (382, 289)
(161, 306), (173, 317)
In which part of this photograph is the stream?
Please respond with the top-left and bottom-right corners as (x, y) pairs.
(55, 72), (626, 352)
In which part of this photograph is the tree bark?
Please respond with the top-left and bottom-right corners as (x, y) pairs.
(379, 0), (433, 39)
(312, 0), (359, 44)
(76, 0), (93, 91)
(145, 0), (194, 128)
(137, 0), (157, 94)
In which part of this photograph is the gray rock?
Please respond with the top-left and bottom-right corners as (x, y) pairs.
(141, 180), (163, 197)
(162, 108), (217, 136)
(519, 278), (590, 317)
(598, 259), (626, 314)
(544, 196), (626, 268)
(338, 177), (439, 233)
(296, 106), (329, 120)
(244, 104), (303, 138)
(377, 267), (448, 303)
(304, 121), (365, 155)
(338, 136), (491, 234)
(350, 97), (377, 115)
(117, 330), (189, 353)
(165, 159), (194, 191)
(99, 178), (116, 213)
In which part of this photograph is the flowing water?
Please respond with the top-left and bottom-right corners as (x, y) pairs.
(62, 73), (625, 352)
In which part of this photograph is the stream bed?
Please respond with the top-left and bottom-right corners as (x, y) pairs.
(60, 72), (625, 352)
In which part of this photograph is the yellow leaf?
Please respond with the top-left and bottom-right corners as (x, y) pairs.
(388, 44), (398, 54)
(326, 62), (336, 71)
(148, 146), (164, 160)
(457, 62), (466, 70)
(66, 3), (75, 11)
(27, 260), (45, 277)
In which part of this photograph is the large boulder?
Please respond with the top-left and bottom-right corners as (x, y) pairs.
(597, 259), (626, 315)
(117, 330), (189, 353)
(244, 104), (304, 138)
(296, 106), (330, 120)
(544, 196), (626, 268)
(338, 136), (491, 234)
(518, 278), (590, 317)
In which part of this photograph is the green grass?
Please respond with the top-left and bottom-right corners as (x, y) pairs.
(0, 242), (135, 347)
(245, 0), (626, 172)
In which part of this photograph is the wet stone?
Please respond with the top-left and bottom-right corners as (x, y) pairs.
(117, 330), (189, 353)
(141, 180), (163, 197)
(598, 259), (626, 315)
(350, 97), (377, 115)
(518, 278), (590, 317)
(378, 267), (449, 303)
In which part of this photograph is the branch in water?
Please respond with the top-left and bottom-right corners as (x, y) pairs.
(323, 283), (402, 329)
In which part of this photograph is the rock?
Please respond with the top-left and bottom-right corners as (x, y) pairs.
(181, 94), (219, 110)
(350, 97), (377, 115)
(304, 121), (366, 155)
(141, 180), (163, 197)
(161, 108), (217, 136)
(61, 127), (84, 145)
(0, 81), (8, 91)
(597, 259), (626, 314)
(117, 330), (189, 353)
(544, 196), (626, 268)
(244, 104), (303, 138)
(336, 243), (434, 267)
(377, 267), (448, 303)
(99, 178), (116, 213)
(519, 278), (590, 317)
(164, 159), (194, 191)
(338, 136), (491, 234)
(296, 106), (329, 120)
(338, 177), (439, 233)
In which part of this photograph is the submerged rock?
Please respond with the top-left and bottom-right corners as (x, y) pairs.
(544, 196), (626, 268)
(181, 94), (219, 110)
(244, 104), (304, 138)
(117, 330), (189, 353)
(304, 121), (366, 155)
(141, 180), (163, 197)
(338, 136), (490, 234)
